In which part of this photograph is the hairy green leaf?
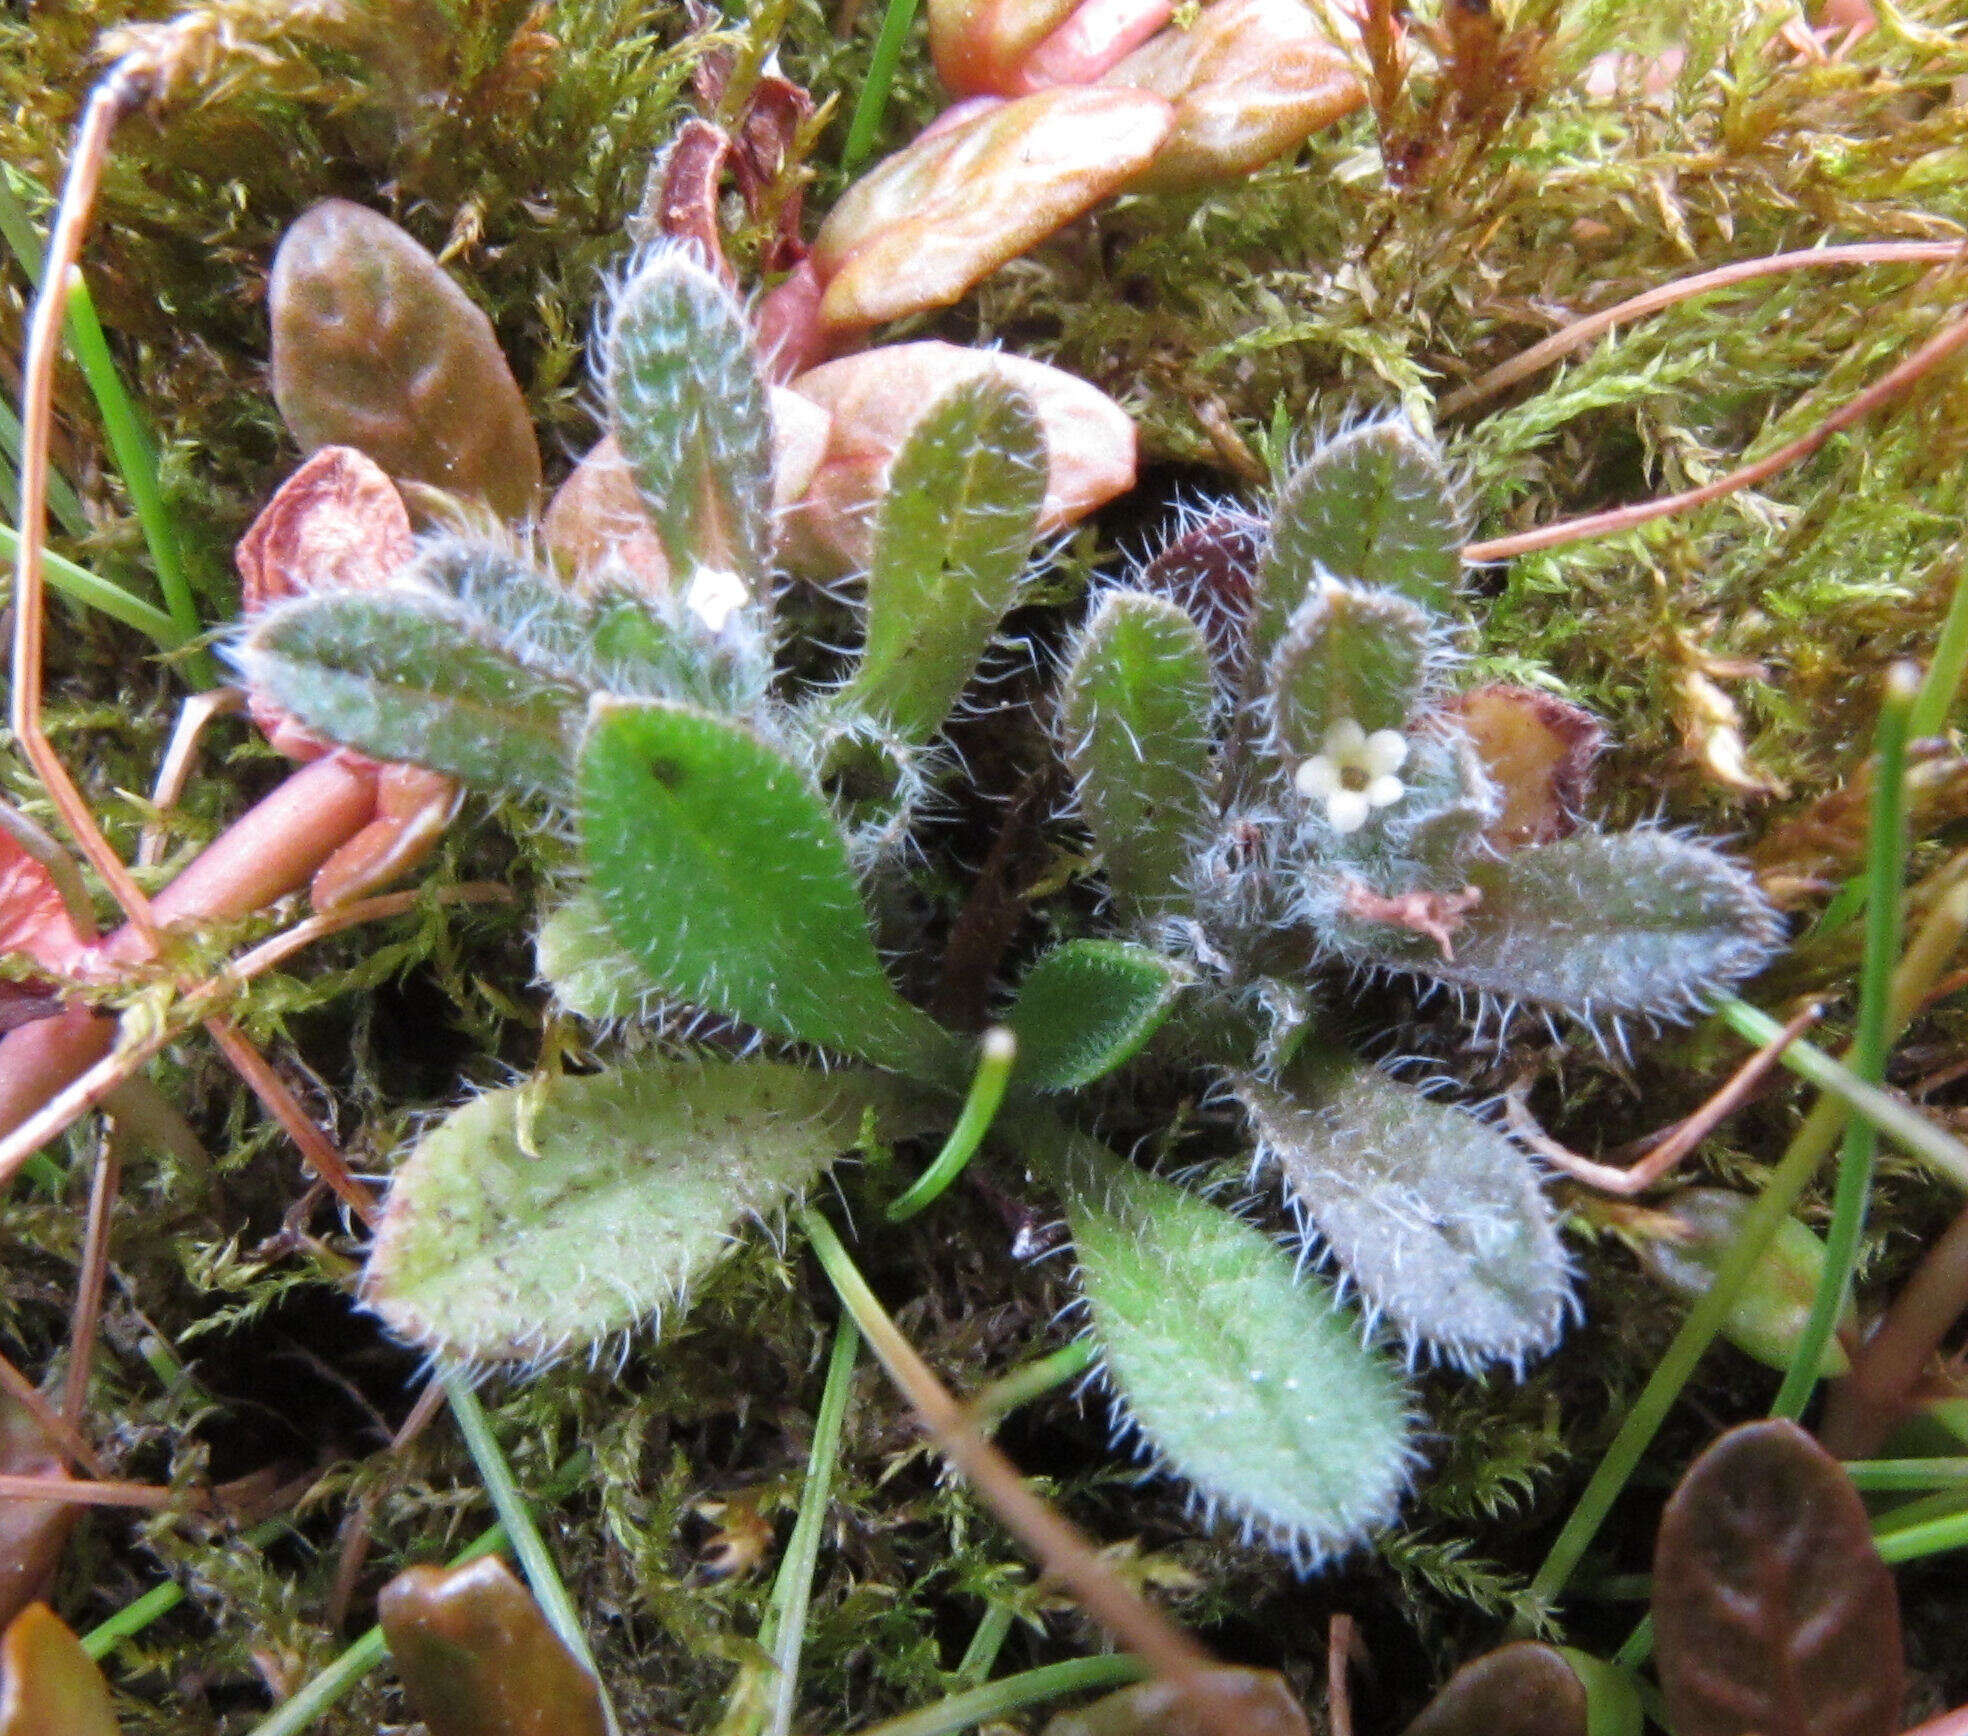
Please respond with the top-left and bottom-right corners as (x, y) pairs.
(1059, 592), (1216, 920)
(578, 699), (962, 1080)
(535, 891), (655, 1022)
(844, 377), (1046, 742)
(381, 1557), (608, 1736)
(1323, 829), (1784, 1026)
(607, 246), (773, 587)
(1061, 1141), (1415, 1570)
(234, 589), (588, 802)
(366, 1058), (894, 1358)
(1009, 940), (1190, 1091)
(1264, 578), (1431, 755)
(1653, 1421), (1903, 1736)
(1255, 418), (1461, 662)
(1239, 1057), (1574, 1369)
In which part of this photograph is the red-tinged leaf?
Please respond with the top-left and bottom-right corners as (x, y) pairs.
(0, 1604), (119, 1736)
(0, 834), (84, 979)
(1652, 1420), (1903, 1736)
(379, 1556), (607, 1736)
(1398, 1643), (1588, 1736)
(0, 1398), (77, 1632)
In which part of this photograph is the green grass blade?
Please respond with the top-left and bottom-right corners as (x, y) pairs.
(842, 0), (924, 172)
(0, 522), (184, 648)
(1771, 664), (1915, 1418)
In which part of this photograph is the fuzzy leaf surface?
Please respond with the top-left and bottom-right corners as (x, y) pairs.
(844, 377), (1046, 742)
(1264, 577), (1431, 754)
(0, 1605), (118, 1736)
(607, 247), (773, 586)
(1240, 1057), (1573, 1368)
(366, 1058), (892, 1357)
(535, 891), (655, 1023)
(579, 699), (961, 1080)
(1326, 829), (1783, 1024)
(235, 590), (588, 803)
(1061, 1143), (1414, 1569)
(1653, 1420), (1903, 1736)
(1256, 418), (1461, 660)
(1009, 940), (1190, 1091)
(380, 1557), (608, 1736)
(1059, 592), (1215, 920)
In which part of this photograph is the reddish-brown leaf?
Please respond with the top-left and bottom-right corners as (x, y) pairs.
(1398, 1643), (1588, 1736)
(0, 1604), (118, 1736)
(379, 1556), (607, 1736)
(1652, 1419), (1903, 1736)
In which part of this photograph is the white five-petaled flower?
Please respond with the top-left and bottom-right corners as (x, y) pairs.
(1293, 718), (1410, 834)
(684, 566), (750, 633)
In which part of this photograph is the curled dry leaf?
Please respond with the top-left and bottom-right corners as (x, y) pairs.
(542, 388), (832, 594)
(1452, 684), (1604, 850)
(0, 1604), (118, 1736)
(1399, 1643), (1589, 1736)
(379, 1555), (608, 1736)
(1653, 1419), (1903, 1736)
(270, 200), (543, 522)
(1133, 508), (1264, 680)
(1041, 1669), (1312, 1736)
(785, 340), (1136, 573)
(811, 88), (1173, 329)
(236, 446), (417, 757)
(1102, 0), (1363, 188)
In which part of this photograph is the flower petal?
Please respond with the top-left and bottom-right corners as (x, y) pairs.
(1294, 756), (1341, 799)
(1327, 788), (1370, 833)
(1364, 773), (1405, 809)
(1323, 717), (1368, 760)
(1364, 730), (1409, 776)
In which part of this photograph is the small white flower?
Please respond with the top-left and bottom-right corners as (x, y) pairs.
(683, 566), (750, 633)
(1293, 718), (1410, 834)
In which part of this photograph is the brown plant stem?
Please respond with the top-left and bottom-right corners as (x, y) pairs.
(0, 1352), (103, 1480)
(1439, 241), (1962, 419)
(1462, 290), (1968, 565)
(61, 1119), (121, 1425)
(1821, 1199), (1968, 1458)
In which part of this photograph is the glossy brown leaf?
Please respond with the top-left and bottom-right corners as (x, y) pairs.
(785, 341), (1135, 574)
(1102, 0), (1362, 188)
(1399, 1643), (1587, 1736)
(929, 0), (1082, 95)
(0, 1398), (78, 1632)
(811, 89), (1172, 328)
(270, 200), (542, 522)
(1652, 1420), (1903, 1736)
(379, 1555), (607, 1736)
(0, 1604), (119, 1736)
(1041, 1668), (1311, 1736)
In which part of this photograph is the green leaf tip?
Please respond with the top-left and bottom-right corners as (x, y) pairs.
(1239, 1057), (1575, 1371)
(1009, 939), (1190, 1091)
(578, 697), (963, 1081)
(365, 1057), (897, 1360)
(1061, 1144), (1416, 1572)
(845, 374), (1047, 743)
(1262, 577), (1435, 757)
(234, 582), (589, 803)
(1256, 415), (1463, 655)
(1325, 829), (1785, 1031)
(1059, 591), (1217, 921)
(606, 244), (774, 590)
